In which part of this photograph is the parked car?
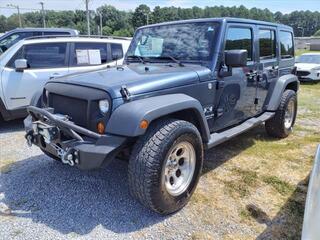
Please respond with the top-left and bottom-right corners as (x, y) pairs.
(24, 18), (298, 214)
(295, 53), (320, 82)
(0, 36), (131, 121)
(0, 28), (79, 54)
(302, 145), (320, 240)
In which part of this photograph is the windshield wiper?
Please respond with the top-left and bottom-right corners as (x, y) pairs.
(156, 55), (184, 67)
(126, 55), (146, 64)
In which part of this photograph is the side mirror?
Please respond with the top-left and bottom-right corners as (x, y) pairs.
(14, 59), (28, 72)
(225, 50), (247, 67)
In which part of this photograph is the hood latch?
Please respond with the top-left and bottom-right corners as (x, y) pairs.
(120, 85), (131, 101)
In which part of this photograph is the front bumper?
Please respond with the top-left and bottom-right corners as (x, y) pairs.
(24, 106), (127, 170)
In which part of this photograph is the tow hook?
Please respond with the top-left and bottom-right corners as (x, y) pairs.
(61, 149), (79, 166)
(25, 131), (34, 147)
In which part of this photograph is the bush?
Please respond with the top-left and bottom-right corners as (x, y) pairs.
(314, 29), (320, 36)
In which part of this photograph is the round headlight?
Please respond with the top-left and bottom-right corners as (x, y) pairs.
(99, 99), (110, 115)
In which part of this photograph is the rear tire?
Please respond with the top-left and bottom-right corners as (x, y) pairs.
(128, 119), (203, 215)
(265, 90), (297, 138)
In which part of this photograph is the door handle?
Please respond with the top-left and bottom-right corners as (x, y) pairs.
(49, 73), (61, 79)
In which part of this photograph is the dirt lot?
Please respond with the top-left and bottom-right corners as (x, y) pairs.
(0, 83), (319, 240)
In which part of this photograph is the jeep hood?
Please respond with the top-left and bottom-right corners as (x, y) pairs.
(48, 64), (211, 99)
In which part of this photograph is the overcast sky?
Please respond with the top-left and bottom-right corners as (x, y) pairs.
(1, 0), (319, 16)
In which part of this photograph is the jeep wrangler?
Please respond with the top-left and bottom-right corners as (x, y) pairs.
(24, 18), (299, 214)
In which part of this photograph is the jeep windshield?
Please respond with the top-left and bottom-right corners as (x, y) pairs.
(126, 22), (218, 64)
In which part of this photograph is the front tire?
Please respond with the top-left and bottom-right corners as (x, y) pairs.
(265, 89), (297, 138)
(128, 119), (203, 215)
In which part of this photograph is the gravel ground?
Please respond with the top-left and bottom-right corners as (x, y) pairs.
(0, 120), (252, 240)
(0, 103), (317, 240)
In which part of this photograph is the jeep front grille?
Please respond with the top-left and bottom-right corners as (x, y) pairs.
(50, 93), (88, 127)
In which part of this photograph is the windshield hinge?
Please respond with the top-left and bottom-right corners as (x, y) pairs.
(120, 85), (131, 101)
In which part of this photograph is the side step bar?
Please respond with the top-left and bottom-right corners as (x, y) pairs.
(206, 112), (275, 149)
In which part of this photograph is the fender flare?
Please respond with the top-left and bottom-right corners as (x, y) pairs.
(266, 74), (299, 111)
(106, 94), (210, 142)
(30, 90), (43, 107)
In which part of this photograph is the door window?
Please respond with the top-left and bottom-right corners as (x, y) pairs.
(111, 43), (123, 60)
(279, 31), (294, 59)
(20, 43), (67, 69)
(225, 27), (253, 61)
(72, 42), (108, 66)
(259, 29), (276, 59)
(0, 32), (33, 52)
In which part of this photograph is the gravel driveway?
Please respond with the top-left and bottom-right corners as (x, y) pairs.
(0, 90), (318, 240)
(0, 120), (245, 240)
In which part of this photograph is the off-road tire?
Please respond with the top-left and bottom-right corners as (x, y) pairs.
(265, 89), (297, 138)
(128, 119), (203, 215)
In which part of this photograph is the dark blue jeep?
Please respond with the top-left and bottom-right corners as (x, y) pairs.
(24, 18), (299, 214)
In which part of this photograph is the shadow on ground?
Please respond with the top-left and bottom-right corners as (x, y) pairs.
(0, 124), (298, 236)
(203, 124), (273, 173)
(0, 156), (166, 234)
(254, 177), (308, 240)
(0, 119), (24, 134)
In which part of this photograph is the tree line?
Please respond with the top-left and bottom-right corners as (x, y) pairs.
(1, 4), (320, 37)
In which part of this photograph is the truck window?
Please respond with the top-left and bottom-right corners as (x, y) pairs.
(111, 43), (123, 60)
(0, 32), (33, 52)
(43, 32), (71, 36)
(225, 27), (253, 61)
(72, 42), (108, 66)
(24, 43), (67, 69)
(279, 31), (294, 59)
(259, 29), (276, 59)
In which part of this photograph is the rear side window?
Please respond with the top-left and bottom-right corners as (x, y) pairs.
(72, 42), (108, 66)
(279, 31), (294, 59)
(225, 27), (253, 61)
(259, 29), (276, 59)
(43, 32), (71, 36)
(111, 43), (123, 60)
(24, 43), (67, 69)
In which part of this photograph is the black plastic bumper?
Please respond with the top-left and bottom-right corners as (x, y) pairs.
(24, 106), (127, 170)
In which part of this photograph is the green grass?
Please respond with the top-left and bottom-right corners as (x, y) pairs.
(262, 176), (295, 195)
(295, 49), (320, 56)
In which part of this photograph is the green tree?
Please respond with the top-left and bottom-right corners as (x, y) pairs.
(132, 4), (151, 28)
(314, 29), (320, 36)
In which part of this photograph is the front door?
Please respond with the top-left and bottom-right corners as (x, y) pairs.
(2, 42), (69, 110)
(212, 24), (258, 131)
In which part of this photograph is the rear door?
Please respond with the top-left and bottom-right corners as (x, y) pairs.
(68, 41), (124, 75)
(213, 23), (258, 131)
(256, 26), (278, 112)
(1, 42), (69, 110)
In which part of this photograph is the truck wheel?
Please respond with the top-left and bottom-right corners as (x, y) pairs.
(128, 119), (203, 215)
(265, 89), (297, 138)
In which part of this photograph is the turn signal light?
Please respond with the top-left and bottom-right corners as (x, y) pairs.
(97, 121), (105, 134)
(140, 119), (149, 129)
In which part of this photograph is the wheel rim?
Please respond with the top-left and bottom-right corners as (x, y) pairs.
(163, 141), (196, 196)
(284, 99), (295, 129)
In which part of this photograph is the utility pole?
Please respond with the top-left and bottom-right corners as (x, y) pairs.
(7, 4), (22, 27)
(85, 0), (90, 36)
(98, 11), (102, 35)
(39, 2), (46, 28)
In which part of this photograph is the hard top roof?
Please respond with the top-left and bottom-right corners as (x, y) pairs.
(138, 17), (292, 30)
